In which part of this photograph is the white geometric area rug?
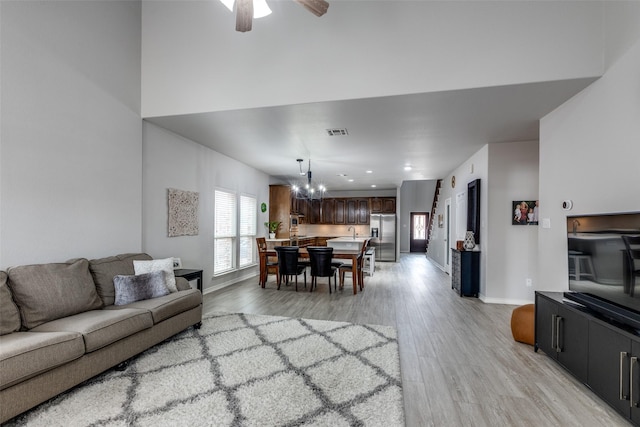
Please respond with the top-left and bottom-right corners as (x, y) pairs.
(7, 312), (405, 427)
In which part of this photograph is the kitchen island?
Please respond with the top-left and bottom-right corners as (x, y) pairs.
(326, 236), (370, 250)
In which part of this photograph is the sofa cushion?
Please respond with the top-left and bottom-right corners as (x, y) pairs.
(30, 308), (153, 353)
(0, 331), (84, 390)
(7, 259), (103, 330)
(133, 258), (177, 292)
(0, 272), (21, 335)
(175, 276), (191, 291)
(89, 253), (152, 306)
(106, 288), (202, 324)
(113, 270), (170, 306)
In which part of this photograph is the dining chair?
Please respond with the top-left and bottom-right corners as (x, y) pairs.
(256, 237), (278, 287)
(622, 235), (640, 297)
(274, 246), (307, 291)
(307, 246), (339, 294)
(338, 240), (368, 292)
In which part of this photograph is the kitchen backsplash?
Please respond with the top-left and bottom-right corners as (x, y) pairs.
(300, 224), (370, 237)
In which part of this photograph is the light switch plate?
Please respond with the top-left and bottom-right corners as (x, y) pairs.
(542, 218), (551, 229)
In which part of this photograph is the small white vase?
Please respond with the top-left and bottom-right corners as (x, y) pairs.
(463, 231), (476, 250)
(269, 232), (276, 239)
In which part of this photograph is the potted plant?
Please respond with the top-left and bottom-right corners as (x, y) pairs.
(265, 221), (281, 239)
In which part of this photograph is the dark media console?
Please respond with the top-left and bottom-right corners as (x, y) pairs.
(536, 291), (640, 425)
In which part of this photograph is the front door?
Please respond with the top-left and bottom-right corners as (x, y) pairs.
(410, 212), (428, 252)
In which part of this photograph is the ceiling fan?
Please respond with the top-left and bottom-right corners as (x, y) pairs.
(223, 0), (330, 32)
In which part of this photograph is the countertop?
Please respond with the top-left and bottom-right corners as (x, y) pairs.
(265, 235), (370, 242)
(327, 237), (370, 242)
(265, 235), (334, 242)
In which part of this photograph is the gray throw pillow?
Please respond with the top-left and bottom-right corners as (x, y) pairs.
(113, 270), (170, 306)
(0, 271), (21, 334)
(7, 259), (103, 329)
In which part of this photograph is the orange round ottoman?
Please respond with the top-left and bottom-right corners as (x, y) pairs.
(511, 304), (535, 345)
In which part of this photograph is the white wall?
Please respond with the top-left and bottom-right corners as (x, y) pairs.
(430, 147), (488, 285)
(428, 142), (538, 305)
(142, 122), (271, 292)
(0, 1), (143, 268)
(141, 1), (604, 117)
(485, 141), (539, 304)
(399, 180), (437, 253)
(538, 35), (640, 293)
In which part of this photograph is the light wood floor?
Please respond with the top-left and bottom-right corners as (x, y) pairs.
(203, 254), (631, 426)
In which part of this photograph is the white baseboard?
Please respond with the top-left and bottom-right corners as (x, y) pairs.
(426, 257), (445, 272)
(479, 294), (534, 306)
(203, 271), (257, 295)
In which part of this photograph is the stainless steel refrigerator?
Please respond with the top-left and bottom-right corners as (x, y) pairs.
(370, 214), (397, 262)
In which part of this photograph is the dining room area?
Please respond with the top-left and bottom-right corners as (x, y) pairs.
(256, 236), (372, 296)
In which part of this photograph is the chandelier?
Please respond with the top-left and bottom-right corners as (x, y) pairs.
(292, 159), (325, 200)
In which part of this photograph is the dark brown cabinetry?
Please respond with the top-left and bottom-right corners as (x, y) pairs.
(308, 200), (321, 224)
(275, 190), (377, 226)
(334, 199), (346, 224)
(535, 291), (640, 425)
(370, 197), (396, 214)
(345, 199), (370, 225)
(291, 196), (308, 218)
(321, 199), (335, 224)
(451, 249), (479, 297)
(269, 185), (291, 238)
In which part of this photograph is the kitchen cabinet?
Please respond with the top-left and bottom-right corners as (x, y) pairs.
(301, 197), (371, 225)
(370, 197), (396, 214)
(308, 200), (321, 224)
(346, 199), (370, 224)
(535, 293), (588, 383)
(269, 185), (291, 238)
(291, 195), (308, 218)
(357, 199), (370, 224)
(321, 199), (335, 224)
(334, 199), (346, 224)
(451, 249), (479, 297)
(315, 237), (330, 246)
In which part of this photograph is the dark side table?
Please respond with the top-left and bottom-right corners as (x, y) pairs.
(174, 269), (203, 293)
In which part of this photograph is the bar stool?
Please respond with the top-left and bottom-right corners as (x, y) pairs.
(568, 250), (595, 281)
(364, 247), (375, 276)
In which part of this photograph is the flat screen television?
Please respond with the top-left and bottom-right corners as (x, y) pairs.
(563, 211), (640, 330)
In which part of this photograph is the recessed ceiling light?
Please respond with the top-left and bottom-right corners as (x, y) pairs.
(371, 184), (377, 188)
(404, 165), (412, 171)
(366, 170), (373, 174)
(348, 179), (354, 182)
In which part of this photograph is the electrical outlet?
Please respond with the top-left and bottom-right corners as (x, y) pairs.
(526, 278), (532, 287)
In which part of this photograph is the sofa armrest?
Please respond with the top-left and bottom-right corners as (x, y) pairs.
(175, 277), (191, 291)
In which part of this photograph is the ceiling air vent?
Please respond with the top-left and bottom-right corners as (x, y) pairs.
(327, 128), (348, 136)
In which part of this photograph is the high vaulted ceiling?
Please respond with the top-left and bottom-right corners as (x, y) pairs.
(142, 1), (602, 193)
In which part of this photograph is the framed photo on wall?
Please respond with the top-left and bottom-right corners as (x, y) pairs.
(512, 200), (539, 225)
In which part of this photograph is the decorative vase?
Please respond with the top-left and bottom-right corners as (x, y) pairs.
(269, 232), (276, 239)
(463, 231), (476, 250)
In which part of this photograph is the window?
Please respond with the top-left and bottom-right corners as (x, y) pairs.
(214, 189), (236, 274)
(214, 190), (257, 275)
(239, 195), (257, 267)
(412, 214), (427, 240)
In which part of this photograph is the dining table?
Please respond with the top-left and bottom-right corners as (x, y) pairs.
(259, 247), (364, 295)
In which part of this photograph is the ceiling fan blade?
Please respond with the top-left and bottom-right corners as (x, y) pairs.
(236, 0), (253, 32)
(294, 0), (329, 17)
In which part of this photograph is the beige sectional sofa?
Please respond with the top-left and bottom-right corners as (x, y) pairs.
(0, 253), (203, 423)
